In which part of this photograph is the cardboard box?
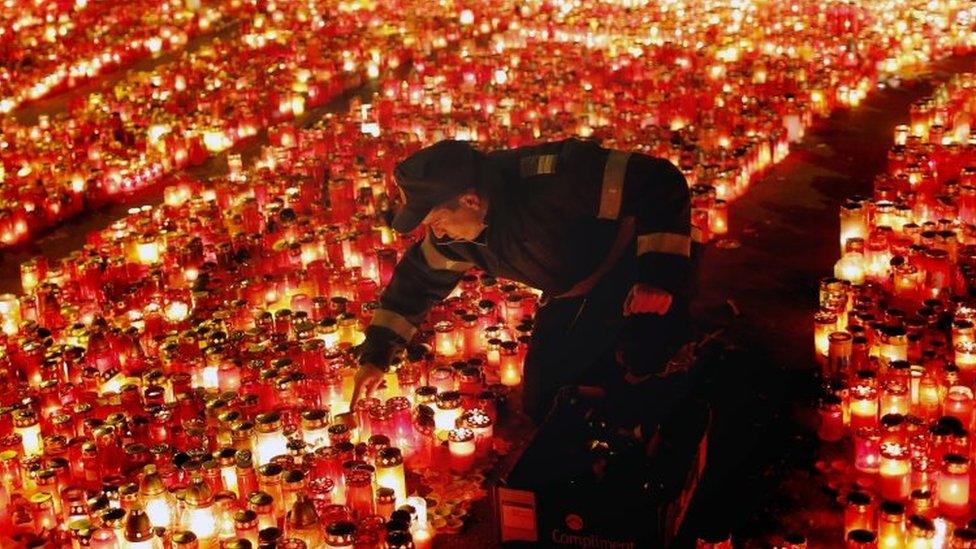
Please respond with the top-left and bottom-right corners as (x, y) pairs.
(497, 394), (711, 548)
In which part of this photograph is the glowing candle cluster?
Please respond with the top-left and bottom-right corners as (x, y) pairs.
(7, 0), (975, 250)
(811, 72), (976, 546)
(0, 116), (530, 545)
(0, 0), (227, 114)
(0, 0), (473, 248)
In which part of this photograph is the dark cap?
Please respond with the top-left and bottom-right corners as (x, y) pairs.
(391, 140), (484, 233)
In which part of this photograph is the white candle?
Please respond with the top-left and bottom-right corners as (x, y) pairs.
(448, 428), (476, 472)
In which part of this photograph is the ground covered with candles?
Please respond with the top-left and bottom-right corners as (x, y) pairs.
(2, 1), (976, 548)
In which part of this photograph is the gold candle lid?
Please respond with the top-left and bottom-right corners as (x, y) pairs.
(171, 530), (199, 547)
(944, 453), (970, 474)
(184, 476), (213, 507)
(908, 515), (935, 538)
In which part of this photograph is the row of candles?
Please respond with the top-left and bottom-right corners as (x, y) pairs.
(0, 114), (539, 547)
(4, 0), (976, 250)
(0, 0), (482, 248)
(810, 72), (976, 547)
(0, 0), (225, 114)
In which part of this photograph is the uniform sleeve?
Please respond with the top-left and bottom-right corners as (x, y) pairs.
(593, 152), (691, 299)
(358, 230), (473, 371)
(625, 156), (692, 299)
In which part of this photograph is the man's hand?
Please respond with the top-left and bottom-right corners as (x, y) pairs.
(350, 363), (385, 412)
(623, 284), (673, 316)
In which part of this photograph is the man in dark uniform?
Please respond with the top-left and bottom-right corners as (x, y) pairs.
(351, 138), (696, 421)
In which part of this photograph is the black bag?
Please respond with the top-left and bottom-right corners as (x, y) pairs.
(497, 377), (711, 548)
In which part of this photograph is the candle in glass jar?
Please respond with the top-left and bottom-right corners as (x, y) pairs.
(337, 314), (363, 348)
(30, 491), (57, 532)
(434, 392), (462, 432)
(434, 320), (459, 357)
(233, 508), (260, 546)
(325, 520), (356, 548)
(499, 340), (522, 386)
(709, 200), (728, 236)
(878, 327), (908, 366)
(916, 375), (941, 420)
(877, 501), (905, 549)
(135, 236), (160, 265)
(217, 360), (240, 393)
(844, 491), (876, 537)
(955, 342), (976, 381)
(247, 491), (276, 532)
(343, 468), (374, 519)
(428, 366), (456, 394)
(90, 527), (120, 549)
(954, 319), (976, 348)
(952, 528), (976, 548)
(879, 443), (910, 501)
(486, 337), (502, 371)
(945, 386), (974, 429)
(461, 408), (494, 455)
(448, 428), (476, 472)
(880, 380), (910, 418)
(254, 412), (289, 466)
(894, 125), (910, 146)
(814, 311), (838, 359)
(827, 331), (853, 378)
(301, 409), (330, 450)
(850, 385), (879, 430)
(122, 505), (155, 549)
(893, 262), (922, 302)
(939, 454), (971, 518)
(460, 313), (480, 356)
(181, 476), (217, 542)
(286, 495), (321, 547)
(139, 464), (173, 529)
(14, 409), (42, 457)
(840, 201), (868, 252)
(215, 449), (238, 498)
(20, 259), (42, 294)
(0, 293), (21, 335)
(923, 249), (951, 299)
(318, 320), (341, 351)
(818, 395), (845, 442)
(854, 427), (881, 474)
(375, 447), (407, 508)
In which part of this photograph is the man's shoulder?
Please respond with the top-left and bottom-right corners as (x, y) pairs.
(487, 137), (602, 156)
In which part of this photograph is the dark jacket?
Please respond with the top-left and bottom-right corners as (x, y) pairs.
(360, 138), (692, 370)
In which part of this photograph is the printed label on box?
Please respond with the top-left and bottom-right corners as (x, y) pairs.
(498, 487), (538, 542)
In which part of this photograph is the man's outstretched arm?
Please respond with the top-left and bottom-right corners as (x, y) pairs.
(352, 230), (473, 406)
